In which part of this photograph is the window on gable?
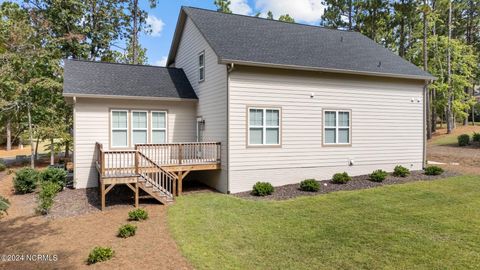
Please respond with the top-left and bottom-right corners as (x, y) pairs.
(324, 110), (351, 145)
(248, 108), (281, 145)
(199, 51), (205, 82)
(151, 111), (167, 143)
(111, 110), (128, 147)
(132, 111), (148, 145)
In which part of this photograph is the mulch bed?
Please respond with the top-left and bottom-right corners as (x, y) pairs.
(47, 185), (159, 219)
(234, 170), (459, 201)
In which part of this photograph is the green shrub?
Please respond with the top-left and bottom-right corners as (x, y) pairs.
(37, 181), (61, 215)
(0, 162), (6, 172)
(13, 168), (39, 194)
(458, 134), (470, 146)
(393, 165), (410, 177)
(128, 208), (149, 221)
(299, 179), (320, 192)
(473, 132), (480, 142)
(117, 224), (137, 238)
(87, 247), (114, 264)
(424, 166), (444, 176)
(0, 195), (10, 218)
(369, 170), (388, 182)
(252, 182), (274, 196)
(332, 172), (351, 184)
(40, 167), (68, 188)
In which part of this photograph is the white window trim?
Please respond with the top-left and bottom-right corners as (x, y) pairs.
(111, 110), (129, 148)
(247, 107), (281, 146)
(198, 51), (205, 82)
(151, 111), (168, 144)
(131, 110), (148, 146)
(323, 110), (351, 145)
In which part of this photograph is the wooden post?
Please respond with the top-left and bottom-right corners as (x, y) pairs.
(135, 149), (139, 175)
(101, 182), (106, 211)
(177, 171), (183, 196)
(135, 182), (139, 208)
(178, 144), (183, 164)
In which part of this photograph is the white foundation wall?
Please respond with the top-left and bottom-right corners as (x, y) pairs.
(73, 98), (196, 188)
(228, 66), (425, 193)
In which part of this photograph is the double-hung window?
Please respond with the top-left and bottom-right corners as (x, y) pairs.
(248, 108), (280, 145)
(198, 51), (205, 82)
(151, 111), (167, 143)
(111, 110), (128, 147)
(132, 111), (148, 145)
(324, 110), (351, 145)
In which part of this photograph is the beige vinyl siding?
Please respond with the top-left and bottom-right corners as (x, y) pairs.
(174, 17), (228, 193)
(228, 66), (425, 193)
(74, 98), (196, 188)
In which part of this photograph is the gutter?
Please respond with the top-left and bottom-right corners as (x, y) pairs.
(219, 59), (436, 81)
(62, 93), (198, 102)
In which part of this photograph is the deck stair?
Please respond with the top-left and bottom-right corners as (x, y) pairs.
(94, 142), (221, 210)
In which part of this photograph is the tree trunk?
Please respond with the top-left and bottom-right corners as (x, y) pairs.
(348, 0), (353, 30)
(35, 137), (40, 160)
(27, 105), (34, 169)
(423, 0), (431, 139)
(6, 119), (11, 151)
(50, 138), (54, 165)
(132, 0), (139, 64)
(446, 0), (453, 134)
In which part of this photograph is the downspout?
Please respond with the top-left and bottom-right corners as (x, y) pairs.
(423, 80), (432, 168)
(226, 63), (235, 194)
(72, 96), (77, 188)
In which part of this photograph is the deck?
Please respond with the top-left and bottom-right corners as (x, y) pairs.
(95, 142), (221, 210)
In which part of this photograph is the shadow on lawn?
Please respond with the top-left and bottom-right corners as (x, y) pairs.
(0, 215), (76, 270)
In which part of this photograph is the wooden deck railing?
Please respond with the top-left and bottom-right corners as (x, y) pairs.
(95, 142), (221, 178)
(137, 151), (177, 197)
(135, 142), (221, 165)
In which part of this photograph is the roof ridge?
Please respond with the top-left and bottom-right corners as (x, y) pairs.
(64, 59), (180, 70)
(181, 6), (357, 33)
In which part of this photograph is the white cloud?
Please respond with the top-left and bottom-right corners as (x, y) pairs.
(254, 0), (325, 23)
(146, 15), (165, 37)
(231, 0), (252, 15)
(154, 56), (168, 67)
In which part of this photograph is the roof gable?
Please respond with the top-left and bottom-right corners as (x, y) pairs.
(63, 60), (197, 99)
(168, 7), (434, 81)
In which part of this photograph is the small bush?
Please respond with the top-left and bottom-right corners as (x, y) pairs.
(369, 170), (388, 182)
(118, 224), (137, 238)
(473, 132), (480, 142)
(87, 247), (114, 264)
(458, 134), (470, 146)
(40, 167), (68, 188)
(252, 182), (274, 196)
(13, 168), (39, 194)
(393, 165), (410, 177)
(424, 166), (444, 176)
(128, 208), (149, 221)
(299, 179), (320, 192)
(37, 181), (61, 215)
(0, 195), (10, 218)
(332, 172), (351, 184)
(0, 162), (6, 172)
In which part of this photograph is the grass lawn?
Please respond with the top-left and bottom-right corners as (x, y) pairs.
(168, 176), (480, 269)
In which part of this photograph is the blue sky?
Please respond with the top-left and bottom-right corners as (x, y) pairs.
(142, 0), (325, 66)
(2, 0), (325, 65)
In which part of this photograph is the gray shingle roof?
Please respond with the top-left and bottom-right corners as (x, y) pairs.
(63, 60), (198, 99)
(169, 7), (433, 80)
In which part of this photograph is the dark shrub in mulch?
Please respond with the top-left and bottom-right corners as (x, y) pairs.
(252, 182), (274, 196)
(235, 170), (458, 201)
(369, 170), (388, 182)
(299, 179), (320, 192)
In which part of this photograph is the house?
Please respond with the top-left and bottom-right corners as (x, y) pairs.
(63, 7), (434, 208)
